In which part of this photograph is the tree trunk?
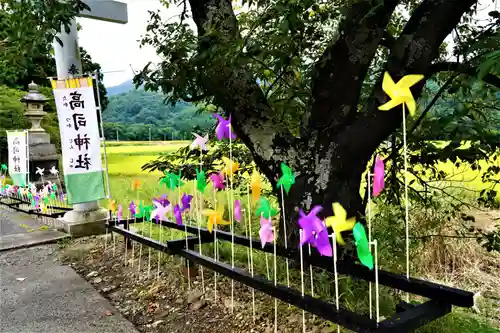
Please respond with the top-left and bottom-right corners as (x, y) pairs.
(247, 130), (372, 248)
(186, 0), (481, 248)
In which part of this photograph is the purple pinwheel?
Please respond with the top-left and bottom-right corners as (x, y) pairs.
(153, 194), (170, 207)
(117, 204), (123, 221)
(259, 216), (275, 248)
(209, 172), (225, 191)
(213, 114), (236, 141)
(181, 193), (193, 212)
(298, 206), (323, 246)
(34, 195), (40, 209)
(234, 199), (242, 222)
(174, 204), (183, 226)
(129, 201), (136, 217)
(298, 206), (332, 257)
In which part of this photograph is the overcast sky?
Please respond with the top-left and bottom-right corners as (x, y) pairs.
(77, 0), (498, 88)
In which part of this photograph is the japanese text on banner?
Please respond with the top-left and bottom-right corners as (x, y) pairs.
(6, 130), (28, 186)
(53, 79), (102, 175)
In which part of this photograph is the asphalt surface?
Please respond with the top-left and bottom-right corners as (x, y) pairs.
(0, 207), (68, 251)
(0, 208), (138, 333)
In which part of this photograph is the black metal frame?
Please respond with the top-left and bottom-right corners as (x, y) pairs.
(0, 194), (473, 332)
(106, 217), (474, 333)
(0, 195), (71, 218)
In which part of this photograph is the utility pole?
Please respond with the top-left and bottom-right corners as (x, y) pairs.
(149, 127), (152, 142)
(116, 129), (119, 142)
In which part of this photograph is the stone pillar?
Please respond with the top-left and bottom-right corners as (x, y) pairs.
(53, 20), (108, 237)
(20, 83), (59, 186)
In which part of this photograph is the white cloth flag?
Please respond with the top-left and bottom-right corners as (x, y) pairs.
(52, 78), (105, 204)
(6, 130), (28, 186)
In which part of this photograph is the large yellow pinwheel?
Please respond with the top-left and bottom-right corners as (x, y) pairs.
(325, 202), (356, 246)
(202, 206), (230, 233)
(378, 72), (424, 117)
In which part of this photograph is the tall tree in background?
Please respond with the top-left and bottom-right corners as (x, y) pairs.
(0, 0), (108, 108)
(0, 0), (108, 160)
(137, 0), (500, 245)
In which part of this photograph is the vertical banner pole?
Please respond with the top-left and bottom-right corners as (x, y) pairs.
(94, 72), (112, 199)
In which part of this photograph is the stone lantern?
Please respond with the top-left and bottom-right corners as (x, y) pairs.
(21, 82), (49, 132)
(20, 82), (59, 185)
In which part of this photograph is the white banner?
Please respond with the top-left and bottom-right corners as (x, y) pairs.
(7, 130), (28, 175)
(52, 79), (102, 175)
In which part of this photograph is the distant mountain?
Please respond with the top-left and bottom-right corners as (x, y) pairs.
(106, 79), (136, 96)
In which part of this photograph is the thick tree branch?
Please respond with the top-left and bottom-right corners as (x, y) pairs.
(308, 0), (399, 135)
(338, 0), (480, 161)
(429, 61), (500, 89)
(188, 0), (301, 185)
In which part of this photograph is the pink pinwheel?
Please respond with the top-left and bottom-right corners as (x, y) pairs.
(129, 201), (136, 217)
(190, 133), (209, 151)
(150, 200), (171, 222)
(234, 199), (242, 222)
(259, 216), (275, 248)
(181, 193), (193, 211)
(117, 204), (123, 221)
(209, 172), (225, 190)
(174, 204), (183, 225)
(298, 206), (332, 257)
(373, 155), (385, 197)
(213, 114), (236, 140)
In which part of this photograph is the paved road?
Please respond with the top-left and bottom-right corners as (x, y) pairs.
(0, 207), (68, 251)
(0, 244), (138, 333)
(0, 208), (138, 333)
(0, 206), (45, 236)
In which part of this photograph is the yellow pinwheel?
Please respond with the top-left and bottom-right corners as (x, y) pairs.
(202, 206), (230, 233)
(222, 157), (239, 177)
(108, 200), (117, 213)
(325, 202), (356, 246)
(250, 168), (262, 202)
(378, 72), (424, 117)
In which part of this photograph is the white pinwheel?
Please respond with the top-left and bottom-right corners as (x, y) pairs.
(36, 167), (45, 176)
(49, 166), (59, 175)
(190, 133), (209, 151)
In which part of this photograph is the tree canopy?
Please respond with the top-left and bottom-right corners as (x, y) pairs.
(136, 0), (500, 244)
(0, 0), (108, 160)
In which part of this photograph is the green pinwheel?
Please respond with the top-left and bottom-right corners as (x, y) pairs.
(276, 162), (295, 194)
(142, 205), (154, 221)
(255, 197), (278, 219)
(353, 222), (374, 270)
(135, 201), (145, 218)
(50, 192), (56, 200)
(43, 197), (49, 205)
(196, 168), (207, 193)
(160, 171), (184, 189)
(0, 164), (7, 171)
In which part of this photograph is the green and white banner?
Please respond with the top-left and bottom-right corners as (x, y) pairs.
(51, 77), (105, 204)
(6, 130), (29, 186)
